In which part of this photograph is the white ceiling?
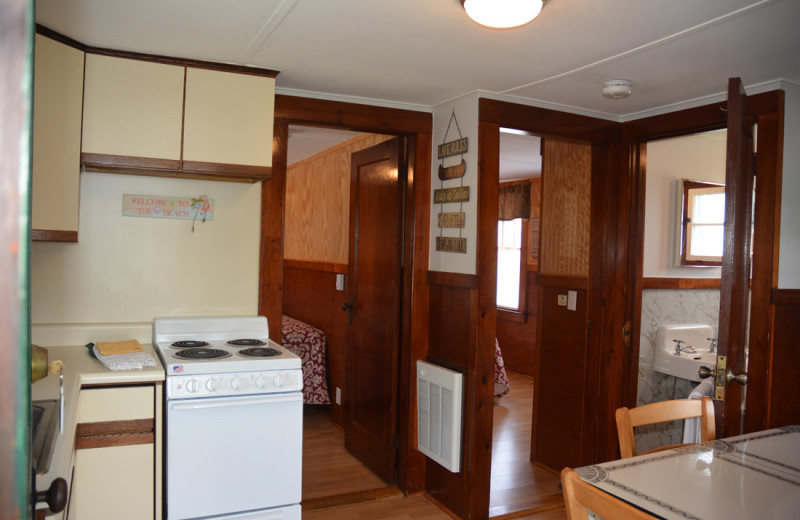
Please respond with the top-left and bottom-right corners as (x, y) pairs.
(36, 0), (800, 120)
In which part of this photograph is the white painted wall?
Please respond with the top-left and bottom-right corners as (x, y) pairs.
(778, 81), (800, 288)
(644, 131), (726, 278)
(31, 172), (261, 346)
(429, 92), (480, 275)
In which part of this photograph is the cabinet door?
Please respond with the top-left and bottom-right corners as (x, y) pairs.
(71, 444), (154, 520)
(32, 35), (84, 237)
(82, 55), (184, 162)
(183, 68), (275, 167)
(71, 385), (157, 520)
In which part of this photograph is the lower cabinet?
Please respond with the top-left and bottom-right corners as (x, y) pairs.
(67, 384), (162, 520)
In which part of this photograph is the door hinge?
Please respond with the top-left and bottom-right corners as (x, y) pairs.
(392, 432), (400, 450)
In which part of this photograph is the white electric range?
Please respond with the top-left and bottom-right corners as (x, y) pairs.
(153, 316), (303, 520)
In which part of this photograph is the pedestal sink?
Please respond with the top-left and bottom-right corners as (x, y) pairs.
(653, 324), (717, 382)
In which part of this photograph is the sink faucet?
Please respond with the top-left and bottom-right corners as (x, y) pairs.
(672, 339), (696, 355)
(707, 337), (718, 353)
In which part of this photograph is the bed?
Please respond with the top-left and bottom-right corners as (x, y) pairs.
(280, 315), (332, 405)
(495, 338), (510, 398)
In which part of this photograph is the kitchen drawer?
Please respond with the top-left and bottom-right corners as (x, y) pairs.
(77, 386), (154, 423)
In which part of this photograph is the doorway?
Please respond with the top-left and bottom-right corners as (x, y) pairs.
(281, 126), (401, 503)
(260, 95), (433, 505)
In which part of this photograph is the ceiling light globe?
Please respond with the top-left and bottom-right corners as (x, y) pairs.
(462, 0), (544, 29)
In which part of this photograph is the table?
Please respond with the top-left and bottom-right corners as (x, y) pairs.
(577, 426), (800, 519)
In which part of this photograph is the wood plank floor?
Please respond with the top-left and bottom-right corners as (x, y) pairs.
(489, 371), (564, 517)
(302, 405), (387, 500)
(301, 371), (566, 519)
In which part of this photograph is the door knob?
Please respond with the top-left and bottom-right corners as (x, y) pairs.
(341, 302), (352, 311)
(698, 366), (715, 379)
(726, 369), (748, 386)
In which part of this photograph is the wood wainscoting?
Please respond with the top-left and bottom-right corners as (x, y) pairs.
(283, 260), (348, 427)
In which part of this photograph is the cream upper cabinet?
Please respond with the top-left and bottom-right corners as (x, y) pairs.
(32, 35), (84, 237)
(82, 54), (185, 161)
(183, 68), (275, 167)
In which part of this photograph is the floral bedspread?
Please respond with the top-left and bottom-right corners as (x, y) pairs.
(281, 315), (332, 405)
(495, 338), (510, 398)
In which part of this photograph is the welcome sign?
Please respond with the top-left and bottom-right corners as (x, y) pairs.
(122, 194), (214, 221)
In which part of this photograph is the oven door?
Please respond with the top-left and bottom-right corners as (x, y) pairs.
(166, 392), (303, 520)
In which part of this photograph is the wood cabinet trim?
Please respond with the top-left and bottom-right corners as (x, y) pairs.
(36, 24), (279, 78)
(31, 230), (78, 242)
(81, 153), (271, 183)
(75, 419), (155, 449)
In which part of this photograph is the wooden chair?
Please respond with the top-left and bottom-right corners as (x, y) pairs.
(615, 396), (715, 458)
(561, 468), (654, 520)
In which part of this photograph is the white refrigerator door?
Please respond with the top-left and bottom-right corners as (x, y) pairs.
(166, 393), (303, 519)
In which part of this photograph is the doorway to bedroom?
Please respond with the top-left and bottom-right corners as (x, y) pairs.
(281, 124), (403, 507)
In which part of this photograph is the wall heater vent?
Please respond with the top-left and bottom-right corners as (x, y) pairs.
(416, 360), (463, 473)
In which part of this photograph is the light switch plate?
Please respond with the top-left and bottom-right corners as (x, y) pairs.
(336, 273), (345, 291)
(567, 290), (577, 311)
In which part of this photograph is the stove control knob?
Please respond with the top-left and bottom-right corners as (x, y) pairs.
(205, 378), (217, 392)
(273, 374), (283, 389)
(230, 377), (241, 390)
(186, 379), (200, 393)
(254, 375), (265, 389)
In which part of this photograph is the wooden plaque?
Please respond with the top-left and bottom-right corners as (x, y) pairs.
(436, 237), (467, 253)
(438, 212), (465, 228)
(434, 186), (470, 204)
(438, 159), (466, 180)
(437, 137), (468, 159)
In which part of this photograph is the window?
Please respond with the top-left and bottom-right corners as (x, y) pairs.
(680, 180), (725, 266)
(497, 218), (526, 310)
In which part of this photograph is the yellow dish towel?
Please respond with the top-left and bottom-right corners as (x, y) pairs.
(96, 339), (143, 356)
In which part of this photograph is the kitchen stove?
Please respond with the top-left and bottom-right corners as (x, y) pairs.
(154, 316), (303, 520)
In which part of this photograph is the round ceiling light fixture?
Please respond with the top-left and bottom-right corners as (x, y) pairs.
(462, 0), (544, 29)
(602, 79), (633, 99)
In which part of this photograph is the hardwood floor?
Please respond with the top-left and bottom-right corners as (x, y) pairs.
(304, 492), (567, 520)
(301, 372), (567, 519)
(302, 405), (388, 501)
(490, 371), (565, 518)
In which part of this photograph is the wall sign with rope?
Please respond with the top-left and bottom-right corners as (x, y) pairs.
(434, 110), (469, 253)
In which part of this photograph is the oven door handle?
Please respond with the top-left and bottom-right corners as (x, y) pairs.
(170, 393), (302, 411)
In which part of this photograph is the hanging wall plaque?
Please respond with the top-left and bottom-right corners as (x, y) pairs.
(438, 212), (465, 228)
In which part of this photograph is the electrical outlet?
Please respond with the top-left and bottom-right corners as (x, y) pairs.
(335, 387), (342, 405)
(557, 293), (568, 306)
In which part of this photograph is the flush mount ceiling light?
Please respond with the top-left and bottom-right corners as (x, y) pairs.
(461, 0), (544, 29)
(602, 79), (633, 99)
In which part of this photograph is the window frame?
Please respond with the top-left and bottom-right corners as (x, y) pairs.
(680, 179), (725, 267)
(496, 217), (529, 320)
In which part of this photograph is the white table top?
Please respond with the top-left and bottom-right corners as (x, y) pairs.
(577, 426), (800, 519)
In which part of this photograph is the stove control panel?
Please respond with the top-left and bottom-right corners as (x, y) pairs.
(167, 370), (302, 398)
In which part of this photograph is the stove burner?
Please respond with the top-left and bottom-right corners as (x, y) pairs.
(174, 348), (231, 360)
(238, 347), (281, 358)
(171, 340), (210, 348)
(227, 338), (267, 346)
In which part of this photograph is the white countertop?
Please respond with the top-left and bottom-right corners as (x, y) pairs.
(31, 343), (164, 507)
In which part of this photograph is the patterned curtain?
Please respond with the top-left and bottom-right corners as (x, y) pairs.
(498, 183), (531, 221)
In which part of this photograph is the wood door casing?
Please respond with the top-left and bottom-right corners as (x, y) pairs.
(344, 137), (404, 483)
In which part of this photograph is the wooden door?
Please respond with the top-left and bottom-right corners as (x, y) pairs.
(716, 77), (755, 435)
(344, 137), (404, 483)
